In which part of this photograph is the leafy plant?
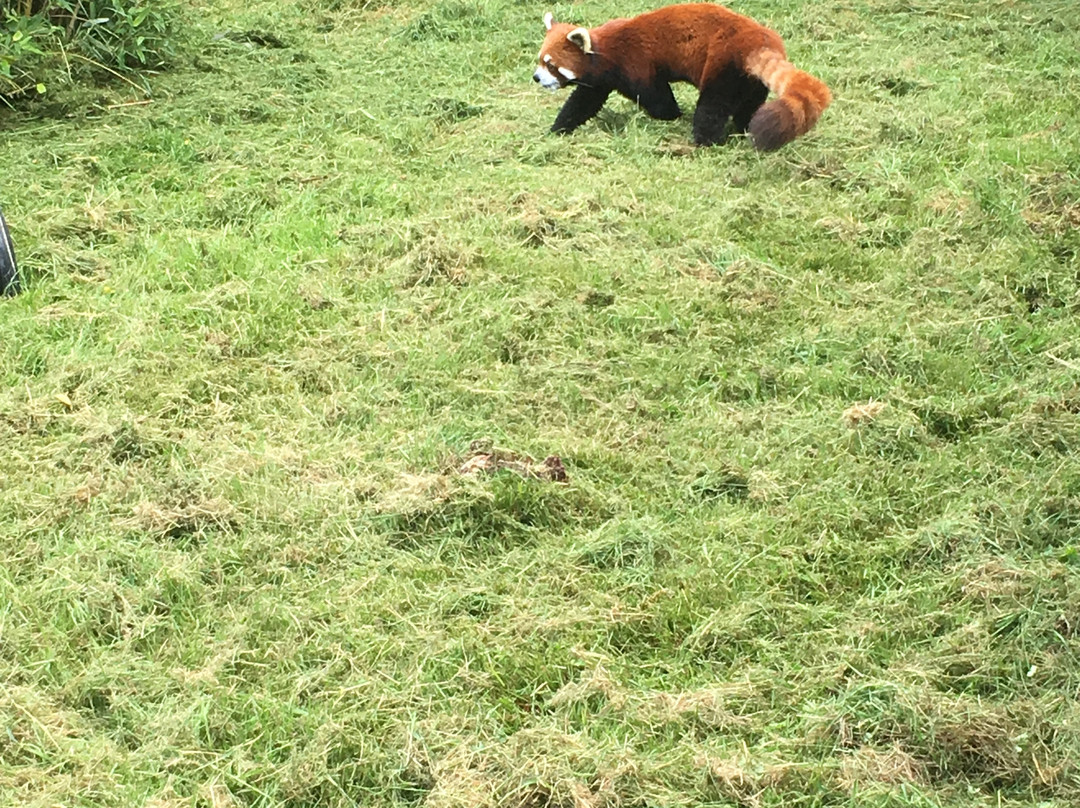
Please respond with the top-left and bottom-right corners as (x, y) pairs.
(60, 1), (180, 69)
(0, 0), (182, 100)
(1, 9), (54, 96)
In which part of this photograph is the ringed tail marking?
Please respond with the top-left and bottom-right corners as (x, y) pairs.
(744, 47), (832, 151)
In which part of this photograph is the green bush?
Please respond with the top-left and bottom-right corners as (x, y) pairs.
(1, 0), (182, 99)
(0, 9), (53, 96)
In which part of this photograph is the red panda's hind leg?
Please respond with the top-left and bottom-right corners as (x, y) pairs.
(693, 62), (773, 146)
(692, 62), (761, 146)
(691, 84), (736, 146)
(731, 80), (769, 134)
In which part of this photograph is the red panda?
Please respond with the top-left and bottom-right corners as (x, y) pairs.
(533, 4), (831, 150)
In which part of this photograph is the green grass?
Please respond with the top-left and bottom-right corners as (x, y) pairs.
(2, 0), (1080, 806)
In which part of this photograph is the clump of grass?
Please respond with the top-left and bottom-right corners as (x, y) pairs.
(374, 447), (599, 555)
(400, 0), (495, 42)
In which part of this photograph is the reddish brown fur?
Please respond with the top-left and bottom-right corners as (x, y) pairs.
(536, 3), (831, 150)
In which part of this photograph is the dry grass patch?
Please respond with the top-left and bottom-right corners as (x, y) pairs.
(838, 744), (925, 790)
(842, 399), (888, 427)
(127, 497), (240, 539)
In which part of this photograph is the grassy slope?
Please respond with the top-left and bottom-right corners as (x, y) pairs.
(1, 0), (1079, 805)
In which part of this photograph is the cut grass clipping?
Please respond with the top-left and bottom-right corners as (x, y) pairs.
(1, 0), (1079, 806)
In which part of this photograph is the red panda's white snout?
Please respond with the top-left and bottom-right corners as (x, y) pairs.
(534, 52), (578, 91)
(534, 63), (562, 91)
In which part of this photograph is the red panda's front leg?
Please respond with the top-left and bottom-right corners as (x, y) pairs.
(551, 86), (612, 134)
(629, 82), (681, 121)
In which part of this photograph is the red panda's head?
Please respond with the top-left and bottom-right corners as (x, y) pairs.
(534, 12), (593, 91)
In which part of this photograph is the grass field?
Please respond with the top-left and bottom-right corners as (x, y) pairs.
(2, 0), (1080, 805)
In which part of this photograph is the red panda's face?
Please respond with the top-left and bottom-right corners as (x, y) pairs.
(534, 15), (593, 91)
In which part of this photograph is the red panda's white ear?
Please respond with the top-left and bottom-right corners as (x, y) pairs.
(543, 12), (553, 30)
(567, 27), (593, 53)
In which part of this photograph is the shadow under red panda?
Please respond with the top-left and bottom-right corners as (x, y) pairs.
(533, 3), (831, 150)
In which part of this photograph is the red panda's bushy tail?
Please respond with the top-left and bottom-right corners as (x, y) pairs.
(743, 48), (831, 151)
